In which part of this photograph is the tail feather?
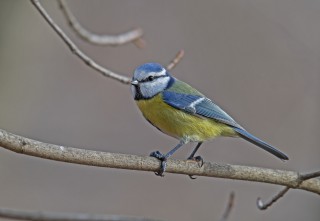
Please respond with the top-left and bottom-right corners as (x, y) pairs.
(233, 128), (289, 160)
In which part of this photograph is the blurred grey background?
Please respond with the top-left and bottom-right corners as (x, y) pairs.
(0, 1), (319, 221)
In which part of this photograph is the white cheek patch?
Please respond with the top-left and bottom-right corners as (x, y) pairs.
(140, 76), (170, 98)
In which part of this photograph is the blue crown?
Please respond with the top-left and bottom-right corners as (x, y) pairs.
(136, 63), (164, 74)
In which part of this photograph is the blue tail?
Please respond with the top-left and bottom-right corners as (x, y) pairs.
(233, 128), (289, 160)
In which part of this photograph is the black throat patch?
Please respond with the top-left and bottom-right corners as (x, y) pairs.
(133, 85), (144, 100)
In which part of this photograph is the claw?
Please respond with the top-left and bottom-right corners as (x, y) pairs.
(186, 156), (204, 179)
(194, 156), (204, 167)
(150, 151), (167, 177)
(187, 155), (204, 168)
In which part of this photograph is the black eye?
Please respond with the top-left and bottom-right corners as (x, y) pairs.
(148, 76), (155, 81)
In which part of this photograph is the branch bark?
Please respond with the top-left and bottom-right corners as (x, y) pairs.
(1, 129), (319, 195)
(57, 0), (145, 48)
(0, 207), (163, 221)
(257, 171), (320, 210)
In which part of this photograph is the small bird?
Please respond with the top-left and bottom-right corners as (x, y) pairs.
(131, 63), (288, 176)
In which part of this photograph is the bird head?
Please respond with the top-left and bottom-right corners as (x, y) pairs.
(131, 63), (173, 100)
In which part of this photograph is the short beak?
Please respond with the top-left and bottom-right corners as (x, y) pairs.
(131, 80), (139, 85)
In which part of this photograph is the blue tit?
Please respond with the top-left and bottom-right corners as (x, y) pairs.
(131, 63), (288, 176)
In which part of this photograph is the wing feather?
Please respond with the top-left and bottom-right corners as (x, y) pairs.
(162, 91), (242, 128)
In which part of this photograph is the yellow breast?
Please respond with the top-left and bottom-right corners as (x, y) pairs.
(136, 94), (236, 142)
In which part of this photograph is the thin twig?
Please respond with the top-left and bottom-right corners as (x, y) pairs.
(218, 192), (235, 221)
(57, 0), (145, 48)
(31, 0), (183, 85)
(300, 171), (320, 180)
(166, 50), (185, 71)
(0, 207), (163, 221)
(0, 129), (319, 195)
(257, 170), (320, 210)
(256, 187), (290, 210)
(30, 0), (131, 84)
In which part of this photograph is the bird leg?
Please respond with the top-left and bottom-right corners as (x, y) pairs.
(187, 142), (204, 166)
(187, 142), (203, 179)
(150, 140), (186, 177)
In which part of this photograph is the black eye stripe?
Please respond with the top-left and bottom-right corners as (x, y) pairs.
(140, 75), (165, 83)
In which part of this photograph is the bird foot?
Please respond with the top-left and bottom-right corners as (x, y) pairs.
(187, 155), (204, 167)
(150, 151), (167, 177)
(187, 155), (204, 179)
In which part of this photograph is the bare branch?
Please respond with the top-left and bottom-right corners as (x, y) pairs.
(257, 170), (320, 210)
(31, 0), (182, 85)
(166, 50), (185, 71)
(30, 0), (131, 84)
(0, 207), (163, 221)
(257, 187), (290, 210)
(218, 192), (235, 221)
(0, 129), (319, 195)
(300, 171), (320, 180)
(57, 0), (145, 48)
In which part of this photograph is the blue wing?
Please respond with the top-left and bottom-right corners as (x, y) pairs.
(162, 91), (242, 129)
(162, 91), (289, 160)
